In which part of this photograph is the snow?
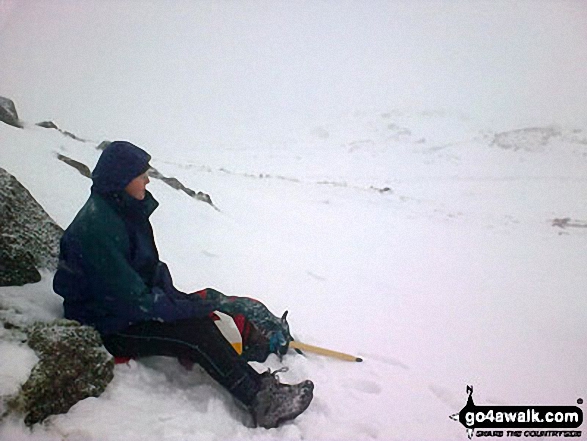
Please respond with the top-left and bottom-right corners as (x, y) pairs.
(1, 1), (586, 440)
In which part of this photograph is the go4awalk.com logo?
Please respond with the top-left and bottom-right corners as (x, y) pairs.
(450, 386), (583, 439)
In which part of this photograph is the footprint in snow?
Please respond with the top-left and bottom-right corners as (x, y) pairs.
(351, 422), (380, 439)
(306, 271), (326, 281)
(342, 378), (382, 395)
(428, 383), (462, 409)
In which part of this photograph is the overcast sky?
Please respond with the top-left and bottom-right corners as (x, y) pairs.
(1, 0), (586, 150)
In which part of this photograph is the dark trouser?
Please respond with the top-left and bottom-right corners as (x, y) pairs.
(101, 316), (262, 406)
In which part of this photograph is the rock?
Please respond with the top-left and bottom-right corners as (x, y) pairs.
(0, 247), (41, 286)
(0, 97), (22, 128)
(5, 319), (114, 425)
(56, 154), (91, 178)
(0, 168), (63, 286)
(492, 127), (561, 152)
(552, 218), (587, 229)
(35, 121), (59, 130)
(36, 121), (86, 141)
(96, 140), (111, 151)
(149, 167), (218, 209)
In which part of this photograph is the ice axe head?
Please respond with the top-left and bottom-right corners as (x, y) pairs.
(275, 311), (292, 357)
(281, 311), (291, 338)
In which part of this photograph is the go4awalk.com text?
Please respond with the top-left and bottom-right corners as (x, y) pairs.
(450, 386), (583, 439)
(476, 430), (581, 438)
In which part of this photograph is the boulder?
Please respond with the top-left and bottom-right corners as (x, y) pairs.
(5, 319), (114, 425)
(0, 97), (22, 128)
(0, 246), (41, 286)
(0, 168), (63, 286)
(56, 153), (91, 178)
(36, 121), (86, 142)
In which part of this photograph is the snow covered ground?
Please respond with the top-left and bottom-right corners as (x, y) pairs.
(1, 1), (586, 440)
(1, 110), (586, 441)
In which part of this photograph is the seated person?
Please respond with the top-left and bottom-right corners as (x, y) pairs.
(53, 141), (313, 428)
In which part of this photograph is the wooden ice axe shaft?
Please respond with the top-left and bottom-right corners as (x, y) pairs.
(290, 340), (363, 362)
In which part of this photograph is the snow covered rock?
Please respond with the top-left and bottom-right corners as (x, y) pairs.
(491, 126), (561, 152)
(0, 97), (22, 128)
(0, 168), (63, 286)
(5, 319), (114, 426)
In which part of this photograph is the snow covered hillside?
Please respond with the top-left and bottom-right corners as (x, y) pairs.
(1, 108), (586, 440)
(1, 1), (586, 439)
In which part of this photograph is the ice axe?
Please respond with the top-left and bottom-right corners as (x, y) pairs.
(281, 311), (363, 362)
(289, 340), (363, 362)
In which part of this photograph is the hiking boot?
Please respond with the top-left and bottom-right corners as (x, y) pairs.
(251, 368), (314, 429)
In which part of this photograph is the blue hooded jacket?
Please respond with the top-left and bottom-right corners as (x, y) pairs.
(53, 141), (216, 335)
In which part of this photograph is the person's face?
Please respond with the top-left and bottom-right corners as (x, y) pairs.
(125, 171), (150, 200)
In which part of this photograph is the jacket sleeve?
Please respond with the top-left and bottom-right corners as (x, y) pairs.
(80, 223), (215, 325)
(150, 261), (218, 320)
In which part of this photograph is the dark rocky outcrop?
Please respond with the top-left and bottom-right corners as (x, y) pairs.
(95, 141), (218, 208)
(5, 319), (114, 426)
(148, 168), (217, 209)
(552, 218), (587, 229)
(56, 153), (91, 178)
(0, 249), (41, 286)
(36, 121), (86, 142)
(0, 168), (63, 286)
(0, 97), (22, 128)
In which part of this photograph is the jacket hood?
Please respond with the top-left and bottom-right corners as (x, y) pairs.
(92, 141), (151, 194)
